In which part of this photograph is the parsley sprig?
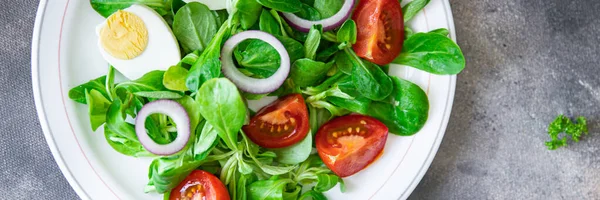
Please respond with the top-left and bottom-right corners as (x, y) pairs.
(545, 115), (588, 150)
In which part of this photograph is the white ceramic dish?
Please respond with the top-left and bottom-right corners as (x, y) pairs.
(32, 0), (457, 199)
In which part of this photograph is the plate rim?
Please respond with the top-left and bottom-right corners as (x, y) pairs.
(32, 0), (91, 199)
(31, 1), (458, 199)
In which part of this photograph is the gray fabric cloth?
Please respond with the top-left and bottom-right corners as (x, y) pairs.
(1, 0), (598, 199)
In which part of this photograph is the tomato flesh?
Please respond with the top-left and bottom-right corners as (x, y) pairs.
(352, 0), (404, 65)
(243, 94), (309, 148)
(315, 115), (388, 177)
(169, 170), (230, 200)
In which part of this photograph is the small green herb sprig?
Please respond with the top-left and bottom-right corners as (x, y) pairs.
(545, 115), (588, 150)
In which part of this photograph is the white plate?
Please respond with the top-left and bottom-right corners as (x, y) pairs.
(32, 0), (457, 199)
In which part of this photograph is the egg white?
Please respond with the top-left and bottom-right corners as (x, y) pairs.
(96, 4), (181, 80)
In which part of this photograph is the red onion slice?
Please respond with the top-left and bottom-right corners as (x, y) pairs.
(281, 0), (355, 32)
(135, 100), (190, 156)
(221, 30), (290, 94)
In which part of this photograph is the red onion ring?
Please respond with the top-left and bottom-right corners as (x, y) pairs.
(281, 0), (355, 32)
(135, 100), (190, 156)
(221, 30), (290, 94)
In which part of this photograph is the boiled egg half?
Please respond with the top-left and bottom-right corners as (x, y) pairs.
(96, 4), (181, 80)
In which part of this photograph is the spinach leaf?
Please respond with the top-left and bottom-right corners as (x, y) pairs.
(236, 174), (257, 200)
(299, 190), (327, 200)
(368, 77), (429, 136)
(90, 0), (171, 18)
(402, 0), (430, 22)
(69, 75), (108, 104)
(328, 95), (371, 114)
(104, 127), (151, 157)
(272, 132), (312, 165)
(105, 97), (137, 141)
(146, 147), (201, 193)
(334, 51), (352, 75)
(235, 36), (304, 78)
(236, 0), (263, 29)
(186, 25), (231, 92)
(256, 0), (303, 13)
(235, 39), (281, 78)
(276, 35), (305, 62)
(314, 174), (339, 192)
(290, 59), (333, 87)
(304, 25), (322, 60)
(171, 0), (186, 15)
(173, 2), (219, 54)
(193, 121), (219, 159)
(296, 4), (322, 21)
(314, 0), (344, 18)
(392, 32), (465, 75)
(116, 70), (168, 93)
(336, 20), (356, 44)
(163, 65), (189, 91)
(429, 28), (450, 36)
(404, 26), (415, 39)
(260, 9), (283, 36)
(175, 95), (203, 132)
(196, 78), (247, 150)
(316, 45), (339, 62)
(134, 91), (183, 99)
(248, 178), (295, 200)
(345, 48), (393, 101)
(283, 186), (302, 200)
(85, 89), (111, 131)
(106, 66), (116, 100)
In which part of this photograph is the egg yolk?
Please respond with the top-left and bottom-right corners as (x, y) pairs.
(99, 10), (148, 60)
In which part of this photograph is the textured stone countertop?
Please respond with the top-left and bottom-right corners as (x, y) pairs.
(1, 0), (598, 199)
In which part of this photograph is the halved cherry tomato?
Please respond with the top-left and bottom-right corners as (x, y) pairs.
(315, 115), (388, 177)
(243, 94), (309, 148)
(352, 0), (405, 65)
(169, 170), (230, 200)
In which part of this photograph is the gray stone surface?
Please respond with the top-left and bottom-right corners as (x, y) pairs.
(0, 0), (598, 199)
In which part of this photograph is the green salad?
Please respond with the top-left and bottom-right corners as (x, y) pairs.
(71, 0), (465, 199)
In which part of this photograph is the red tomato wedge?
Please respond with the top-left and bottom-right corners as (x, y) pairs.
(243, 94), (310, 148)
(352, 0), (405, 65)
(169, 170), (230, 200)
(315, 115), (388, 177)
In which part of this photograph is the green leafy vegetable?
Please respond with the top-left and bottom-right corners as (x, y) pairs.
(296, 4), (322, 21)
(104, 127), (152, 157)
(429, 28), (449, 36)
(116, 70), (168, 93)
(290, 59), (334, 87)
(345, 48), (393, 101)
(236, 0), (264, 30)
(134, 91), (183, 99)
(304, 25), (322, 60)
(173, 2), (219, 54)
(368, 77), (429, 135)
(313, 0), (344, 18)
(393, 32), (465, 75)
(545, 115), (589, 150)
(163, 65), (189, 91)
(402, 0), (431, 22)
(272, 132), (312, 165)
(336, 20), (357, 45)
(85, 89), (111, 131)
(196, 78), (247, 150)
(256, 0), (303, 13)
(171, 0), (186, 15)
(260, 9), (283, 36)
(69, 75), (108, 104)
(90, 0), (171, 18)
(248, 178), (295, 200)
(105, 97), (138, 141)
(186, 25), (231, 92)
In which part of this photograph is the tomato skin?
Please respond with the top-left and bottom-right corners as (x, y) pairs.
(169, 170), (230, 200)
(243, 94), (310, 148)
(315, 115), (388, 177)
(352, 0), (405, 65)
